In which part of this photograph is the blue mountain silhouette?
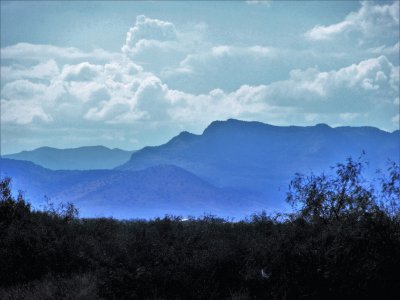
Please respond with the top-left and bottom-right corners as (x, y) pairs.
(1, 119), (398, 219)
(119, 119), (399, 200)
(3, 146), (134, 170)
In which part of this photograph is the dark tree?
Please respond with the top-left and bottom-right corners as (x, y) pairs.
(287, 157), (377, 221)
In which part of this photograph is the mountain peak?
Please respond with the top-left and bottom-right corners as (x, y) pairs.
(167, 131), (198, 145)
(203, 119), (272, 135)
(315, 123), (331, 129)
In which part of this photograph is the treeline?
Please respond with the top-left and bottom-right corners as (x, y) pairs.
(0, 158), (399, 299)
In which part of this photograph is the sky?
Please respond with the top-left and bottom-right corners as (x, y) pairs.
(1, 0), (399, 154)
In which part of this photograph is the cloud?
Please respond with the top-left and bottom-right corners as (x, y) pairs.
(177, 45), (278, 77)
(121, 15), (207, 74)
(1, 43), (120, 63)
(1, 99), (52, 125)
(1, 60), (59, 84)
(155, 56), (398, 127)
(305, 1), (399, 41)
(367, 42), (400, 55)
(302, 56), (396, 102)
(1, 48), (397, 133)
(83, 73), (170, 124)
(163, 45), (282, 93)
(61, 62), (103, 82)
(1, 13), (399, 153)
(169, 55), (398, 114)
(1, 80), (47, 100)
(121, 15), (182, 71)
(122, 15), (177, 54)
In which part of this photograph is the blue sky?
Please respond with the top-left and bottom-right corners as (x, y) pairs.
(1, 0), (399, 154)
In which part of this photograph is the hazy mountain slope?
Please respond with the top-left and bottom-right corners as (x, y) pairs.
(1, 120), (397, 219)
(0, 158), (114, 204)
(118, 119), (399, 201)
(0, 158), (257, 219)
(2, 146), (134, 170)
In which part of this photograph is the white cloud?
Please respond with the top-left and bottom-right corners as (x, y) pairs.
(183, 45), (277, 65)
(1, 51), (397, 131)
(305, 1), (399, 41)
(268, 56), (398, 101)
(122, 15), (177, 54)
(1, 43), (120, 63)
(1, 80), (47, 100)
(121, 15), (207, 74)
(163, 44), (281, 93)
(121, 15), (182, 71)
(61, 62), (103, 82)
(83, 73), (171, 124)
(210, 45), (276, 58)
(1, 13), (399, 153)
(367, 42), (400, 55)
(67, 82), (110, 103)
(1, 99), (52, 125)
(1, 60), (59, 83)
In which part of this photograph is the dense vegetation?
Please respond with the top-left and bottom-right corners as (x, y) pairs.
(0, 158), (399, 299)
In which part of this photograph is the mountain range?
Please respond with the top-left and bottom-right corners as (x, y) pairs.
(119, 119), (399, 198)
(2, 146), (134, 170)
(0, 158), (254, 219)
(1, 119), (398, 219)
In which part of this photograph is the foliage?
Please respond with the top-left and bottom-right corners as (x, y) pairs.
(0, 159), (399, 299)
(287, 157), (377, 221)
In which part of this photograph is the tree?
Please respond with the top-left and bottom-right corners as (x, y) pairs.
(0, 177), (31, 224)
(380, 160), (400, 216)
(287, 157), (377, 221)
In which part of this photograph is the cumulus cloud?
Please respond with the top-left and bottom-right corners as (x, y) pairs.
(121, 15), (207, 74)
(1, 43), (397, 131)
(61, 62), (103, 82)
(1, 13), (399, 153)
(122, 15), (177, 54)
(169, 55), (397, 115)
(305, 1), (399, 41)
(121, 15), (182, 72)
(83, 73), (171, 124)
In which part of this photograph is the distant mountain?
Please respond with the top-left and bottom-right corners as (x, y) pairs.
(118, 119), (399, 203)
(0, 158), (258, 219)
(1, 119), (398, 219)
(2, 146), (135, 170)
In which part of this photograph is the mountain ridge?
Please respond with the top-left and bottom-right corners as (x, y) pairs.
(1, 158), (258, 219)
(2, 146), (135, 170)
(1, 119), (398, 219)
(118, 119), (399, 203)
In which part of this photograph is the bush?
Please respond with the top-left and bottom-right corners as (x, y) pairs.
(0, 159), (399, 299)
